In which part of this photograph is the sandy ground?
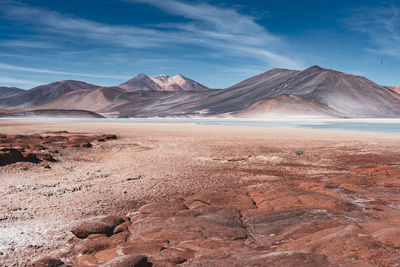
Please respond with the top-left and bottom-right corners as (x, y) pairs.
(1, 120), (400, 266)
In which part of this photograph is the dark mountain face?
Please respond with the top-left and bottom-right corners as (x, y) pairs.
(0, 109), (104, 118)
(119, 74), (164, 91)
(0, 80), (99, 109)
(0, 87), (24, 98)
(169, 66), (400, 117)
(158, 68), (302, 115)
(285, 66), (400, 117)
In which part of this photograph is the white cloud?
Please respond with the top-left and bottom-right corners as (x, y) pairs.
(130, 0), (302, 68)
(0, 40), (56, 48)
(0, 0), (304, 69)
(348, 6), (400, 57)
(0, 76), (41, 86)
(0, 63), (131, 79)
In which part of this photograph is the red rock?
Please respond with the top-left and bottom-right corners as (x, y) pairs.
(150, 247), (194, 265)
(80, 142), (92, 148)
(74, 254), (98, 265)
(29, 257), (66, 267)
(120, 240), (166, 254)
(0, 132), (116, 166)
(87, 233), (107, 239)
(36, 153), (57, 162)
(0, 148), (25, 166)
(77, 232), (128, 254)
(102, 255), (151, 267)
(103, 134), (117, 140)
(51, 162), (400, 266)
(373, 228), (400, 248)
(113, 221), (131, 234)
(95, 247), (120, 263)
(71, 215), (127, 238)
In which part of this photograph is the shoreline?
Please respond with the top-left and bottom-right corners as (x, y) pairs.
(0, 117), (400, 135)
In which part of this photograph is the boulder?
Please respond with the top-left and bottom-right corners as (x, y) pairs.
(102, 255), (151, 267)
(71, 215), (127, 238)
(29, 257), (66, 267)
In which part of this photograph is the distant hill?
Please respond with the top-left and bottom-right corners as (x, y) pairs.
(0, 80), (99, 109)
(38, 86), (130, 113)
(0, 87), (24, 98)
(0, 109), (104, 118)
(119, 73), (208, 91)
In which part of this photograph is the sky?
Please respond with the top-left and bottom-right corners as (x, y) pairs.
(0, 0), (399, 89)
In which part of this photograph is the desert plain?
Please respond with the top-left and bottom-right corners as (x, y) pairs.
(1, 120), (400, 266)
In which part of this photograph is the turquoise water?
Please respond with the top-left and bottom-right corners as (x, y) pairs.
(2, 118), (400, 134)
(299, 121), (400, 134)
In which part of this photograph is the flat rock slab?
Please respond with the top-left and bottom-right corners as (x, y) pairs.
(33, 165), (400, 266)
(70, 215), (127, 238)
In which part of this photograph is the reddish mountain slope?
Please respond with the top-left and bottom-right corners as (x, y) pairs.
(237, 94), (345, 118)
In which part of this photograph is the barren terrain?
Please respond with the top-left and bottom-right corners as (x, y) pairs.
(1, 120), (400, 266)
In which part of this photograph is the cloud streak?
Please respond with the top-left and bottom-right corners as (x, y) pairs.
(0, 40), (56, 49)
(0, 76), (42, 86)
(0, 0), (303, 69)
(0, 63), (131, 79)
(347, 6), (400, 57)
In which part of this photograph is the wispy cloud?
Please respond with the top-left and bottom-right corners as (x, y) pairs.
(0, 0), (303, 69)
(0, 76), (42, 86)
(129, 0), (303, 68)
(0, 63), (131, 79)
(347, 6), (400, 57)
(0, 40), (56, 48)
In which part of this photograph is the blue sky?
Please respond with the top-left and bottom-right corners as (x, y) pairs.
(0, 0), (399, 89)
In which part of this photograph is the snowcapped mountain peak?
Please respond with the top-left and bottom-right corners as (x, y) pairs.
(173, 74), (184, 79)
(120, 73), (209, 92)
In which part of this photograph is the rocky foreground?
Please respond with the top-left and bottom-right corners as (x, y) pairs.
(0, 132), (116, 166)
(1, 121), (400, 267)
(32, 165), (400, 266)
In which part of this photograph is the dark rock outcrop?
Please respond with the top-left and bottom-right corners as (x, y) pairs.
(0, 131), (117, 166)
(29, 257), (67, 267)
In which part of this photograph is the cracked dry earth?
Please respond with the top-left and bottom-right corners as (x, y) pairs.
(1, 121), (400, 266)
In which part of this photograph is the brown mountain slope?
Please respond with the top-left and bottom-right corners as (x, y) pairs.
(237, 94), (346, 118)
(385, 86), (400, 95)
(0, 80), (99, 109)
(38, 86), (130, 113)
(170, 66), (400, 117)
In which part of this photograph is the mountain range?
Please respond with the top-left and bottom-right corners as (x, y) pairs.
(0, 66), (399, 118)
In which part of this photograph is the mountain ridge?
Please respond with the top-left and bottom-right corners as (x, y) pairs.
(0, 80), (99, 109)
(1, 66), (400, 118)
